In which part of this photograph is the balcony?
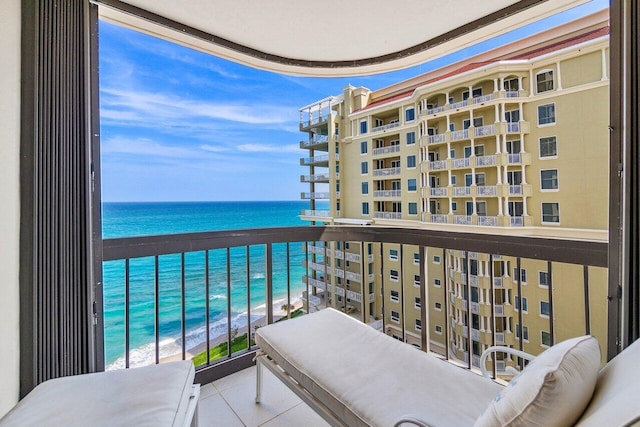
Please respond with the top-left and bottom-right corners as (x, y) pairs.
(475, 155), (497, 167)
(430, 214), (449, 224)
(428, 159), (448, 170)
(300, 210), (332, 218)
(299, 115), (329, 131)
(300, 174), (330, 183)
(473, 93), (495, 104)
(371, 121), (400, 133)
(300, 154), (329, 166)
(476, 185), (498, 196)
(452, 158), (471, 168)
(451, 129), (469, 141)
(428, 133), (446, 144)
(373, 190), (402, 198)
(372, 145), (401, 156)
(372, 167), (401, 177)
(299, 134), (329, 148)
(474, 124), (495, 137)
(450, 99), (469, 109)
(452, 186), (471, 196)
(301, 192), (330, 199)
(373, 211), (402, 220)
(454, 215), (472, 225)
(429, 187), (448, 197)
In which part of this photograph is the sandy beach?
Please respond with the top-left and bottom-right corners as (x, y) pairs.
(161, 298), (304, 363)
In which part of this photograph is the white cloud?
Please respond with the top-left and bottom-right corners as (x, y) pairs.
(200, 144), (229, 153)
(237, 143), (300, 153)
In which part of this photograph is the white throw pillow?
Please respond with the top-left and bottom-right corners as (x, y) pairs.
(474, 335), (601, 427)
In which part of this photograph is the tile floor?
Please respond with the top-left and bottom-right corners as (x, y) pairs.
(197, 365), (329, 426)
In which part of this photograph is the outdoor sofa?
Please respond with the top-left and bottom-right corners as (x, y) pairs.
(255, 307), (640, 426)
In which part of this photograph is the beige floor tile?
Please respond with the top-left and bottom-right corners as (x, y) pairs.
(259, 402), (330, 427)
(197, 393), (244, 427)
(213, 365), (257, 392)
(219, 368), (301, 427)
(199, 383), (219, 399)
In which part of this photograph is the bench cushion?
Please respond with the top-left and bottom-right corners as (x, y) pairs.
(0, 360), (195, 427)
(256, 308), (502, 427)
(577, 337), (640, 426)
(475, 335), (600, 427)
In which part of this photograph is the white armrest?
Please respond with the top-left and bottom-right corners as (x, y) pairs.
(480, 345), (536, 378)
(393, 416), (433, 427)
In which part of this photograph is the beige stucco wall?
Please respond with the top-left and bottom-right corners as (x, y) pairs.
(0, 0), (21, 417)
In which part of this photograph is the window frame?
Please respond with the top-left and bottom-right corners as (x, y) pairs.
(539, 136), (558, 158)
(537, 103), (556, 126)
(541, 202), (560, 224)
(360, 140), (368, 154)
(540, 169), (559, 191)
(406, 131), (416, 145)
(390, 269), (399, 281)
(536, 69), (555, 93)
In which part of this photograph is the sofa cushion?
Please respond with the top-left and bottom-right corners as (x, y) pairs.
(0, 360), (195, 427)
(257, 308), (503, 427)
(576, 337), (640, 426)
(474, 335), (600, 427)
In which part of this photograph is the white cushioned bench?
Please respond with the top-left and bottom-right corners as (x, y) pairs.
(255, 308), (640, 427)
(0, 360), (199, 427)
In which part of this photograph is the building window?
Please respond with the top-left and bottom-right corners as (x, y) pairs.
(362, 202), (369, 215)
(390, 270), (399, 281)
(389, 249), (398, 261)
(360, 120), (368, 134)
(433, 255), (441, 264)
(541, 169), (559, 190)
(414, 297), (421, 309)
(434, 278), (441, 287)
(539, 136), (557, 158)
(407, 155), (416, 168)
(391, 311), (400, 323)
(539, 271), (549, 287)
(538, 103), (556, 125)
(408, 179), (417, 191)
(406, 132), (416, 145)
(540, 301), (550, 317)
(451, 176), (457, 186)
(415, 319), (422, 331)
(451, 202), (457, 211)
(362, 181), (369, 195)
(413, 253), (420, 265)
(504, 78), (519, 91)
(360, 140), (368, 154)
(515, 296), (528, 312)
(541, 331), (552, 346)
(414, 275), (421, 287)
(542, 203), (560, 223)
(513, 267), (527, 283)
(435, 302), (442, 311)
(516, 324), (529, 340)
(408, 202), (418, 215)
(361, 161), (368, 174)
(435, 325), (443, 334)
(390, 290), (400, 302)
(406, 107), (415, 122)
(536, 70), (554, 93)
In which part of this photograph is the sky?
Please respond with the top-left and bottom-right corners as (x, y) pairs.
(99, 0), (607, 202)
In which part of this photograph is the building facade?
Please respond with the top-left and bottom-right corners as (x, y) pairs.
(299, 11), (609, 372)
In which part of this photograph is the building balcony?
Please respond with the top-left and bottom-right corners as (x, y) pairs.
(474, 155), (497, 168)
(430, 214), (449, 224)
(451, 157), (471, 168)
(300, 209), (332, 218)
(473, 93), (495, 104)
(451, 129), (469, 141)
(454, 215), (473, 225)
(372, 167), (401, 177)
(503, 121), (531, 134)
(475, 185), (498, 197)
(301, 192), (330, 200)
(452, 186), (471, 197)
(450, 99), (469, 109)
(299, 134), (329, 149)
(473, 124), (496, 138)
(429, 187), (449, 197)
(425, 105), (448, 115)
(427, 159), (448, 170)
(300, 154), (329, 166)
(371, 121), (400, 133)
(372, 145), (401, 156)
(373, 189), (402, 198)
(503, 152), (532, 166)
(299, 115), (329, 131)
(503, 184), (533, 197)
(427, 133), (447, 144)
(300, 173), (330, 183)
(373, 211), (402, 220)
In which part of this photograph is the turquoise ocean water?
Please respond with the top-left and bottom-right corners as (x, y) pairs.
(102, 201), (325, 368)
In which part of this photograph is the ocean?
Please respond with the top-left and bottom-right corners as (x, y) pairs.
(102, 201), (325, 368)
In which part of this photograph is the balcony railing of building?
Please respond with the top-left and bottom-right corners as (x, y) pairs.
(430, 214), (448, 224)
(373, 190), (402, 198)
(454, 215), (473, 225)
(428, 134), (446, 144)
(476, 155), (496, 167)
(474, 124), (496, 137)
(301, 192), (330, 199)
(371, 122), (400, 133)
(474, 94), (495, 104)
(300, 174), (330, 183)
(373, 212), (403, 220)
(102, 224), (608, 385)
(301, 154), (329, 165)
(451, 129), (469, 141)
(453, 186), (471, 196)
(476, 185), (498, 196)
(300, 115), (329, 129)
(510, 216), (524, 227)
(508, 153), (522, 164)
(430, 187), (448, 197)
(300, 210), (331, 217)
(428, 160), (448, 170)
(509, 185), (523, 196)
(478, 216), (499, 227)
(373, 167), (401, 177)
(451, 100), (468, 109)
(300, 135), (329, 148)
(373, 145), (401, 156)
(506, 122), (521, 133)
(452, 158), (471, 168)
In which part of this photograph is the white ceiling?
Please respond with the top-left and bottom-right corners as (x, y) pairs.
(97, 0), (590, 76)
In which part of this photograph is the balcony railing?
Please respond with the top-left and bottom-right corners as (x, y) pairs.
(451, 100), (468, 109)
(428, 160), (447, 170)
(452, 186), (471, 196)
(476, 185), (497, 196)
(301, 192), (330, 199)
(371, 122), (400, 133)
(301, 210), (331, 217)
(426, 106), (447, 115)
(478, 216), (499, 227)
(454, 215), (472, 225)
(452, 158), (470, 168)
(301, 154), (329, 165)
(510, 216), (524, 227)
(373, 190), (402, 198)
(508, 153), (522, 164)
(430, 214), (448, 224)
(300, 135), (329, 147)
(102, 225), (608, 385)
(474, 94), (495, 103)
(506, 122), (520, 133)
(505, 91), (519, 98)
(300, 174), (330, 182)
(451, 129), (469, 141)
(373, 212), (402, 220)
(373, 167), (401, 177)
(429, 187), (448, 197)
(428, 134), (446, 144)
(373, 145), (401, 156)
(474, 124), (495, 137)
(475, 155), (496, 167)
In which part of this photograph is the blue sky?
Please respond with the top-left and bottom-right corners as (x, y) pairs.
(99, 0), (607, 202)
